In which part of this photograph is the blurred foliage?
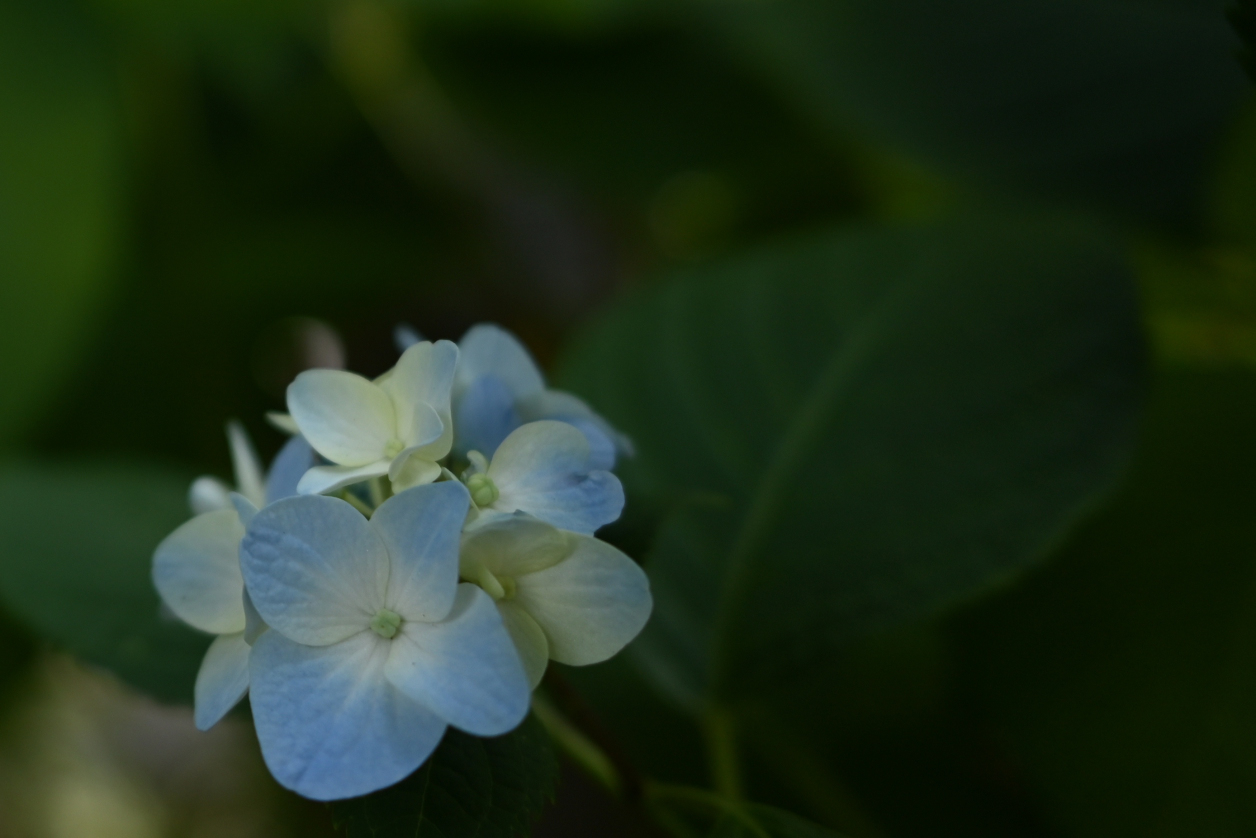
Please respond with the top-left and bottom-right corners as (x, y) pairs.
(0, 463), (208, 703)
(1, 0), (1255, 835)
(331, 714), (558, 838)
(558, 218), (1144, 709)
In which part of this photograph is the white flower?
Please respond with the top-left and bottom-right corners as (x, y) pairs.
(460, 513), (652, 688)
(287, 340), (458, 496)
(238, 482), (529, 801)
(462, 420), (624, 535)
(188, 421), (266, 513)
(153, 424), (313, 731)
(189, 422), (315, 514)
(453, 324), (631, 470)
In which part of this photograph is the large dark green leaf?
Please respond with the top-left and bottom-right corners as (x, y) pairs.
(0, 463), (209, 703)
(331, 714), (558, 838)
(0, 1), (124, 448)
(717, 0), (1246, 222)
(558, 219), (1144, 706)
(958, 369), (1256, 837)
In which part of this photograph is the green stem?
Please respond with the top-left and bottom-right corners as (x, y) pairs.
(704, 707), (742, 800)
(646, 783), (769, 838)
(340, 491), (374, 518)
(531, 694), (621, 795)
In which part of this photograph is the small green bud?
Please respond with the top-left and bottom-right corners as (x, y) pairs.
(383, 438), (405, 458)
(466, 473), (500, 508)
(370, 608), (402, 639)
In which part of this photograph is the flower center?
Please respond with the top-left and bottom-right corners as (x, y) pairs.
(465, 473), (499, 508)
(370, 608), (402, 639)
(383, 438), (405, 459)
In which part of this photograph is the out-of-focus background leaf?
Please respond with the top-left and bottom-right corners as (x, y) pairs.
(331, 715), (558, 838)
(558, 218), (1144, 708)
(0, 0), (124, 451)
(0, 463), (208, 703)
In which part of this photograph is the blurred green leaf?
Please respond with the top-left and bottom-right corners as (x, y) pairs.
(1230, 0), (1256, 80)
(958, 369), (1256, 837)
(330, 713), (558, 838)
(708, 804), (847, 838)
(558, 218), (1144, 708)
(0, 1), (124, 448)
(716, 0), (1246, 222)
(0, 462), (209, 703)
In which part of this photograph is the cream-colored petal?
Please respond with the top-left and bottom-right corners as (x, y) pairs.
(388, 453), (442, 493)
(297, 461), (391, 495)
(287, 370), (396, 466)
(379, 340), (458, 457)
(460, 514), (572, 580)
(498, 600), (549, 689)
(513, 535), (651, 667)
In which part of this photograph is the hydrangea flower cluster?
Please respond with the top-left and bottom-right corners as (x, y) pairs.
(152, 325), (652, 801)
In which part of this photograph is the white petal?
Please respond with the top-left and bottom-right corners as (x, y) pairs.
(499, 601), (549, 689)
(240, 495), (387, 646)
(379, 340), (458, 457)
(227, 421), (266, 508)
(371, 482), (469, 623)
(514, 536), (651, 667)
(456, 324), (545, 399)
(266, 411), (301, 435)
(460, 514), (571, 580)
(388, 455), (442, 493)
(249, 630), (446, 801)
(394, 323), (422, 352)
(384, 584), (529, 736)
(297, 460), (391, 495)
(194, 632), (250, 731)
(152, 510), (245, 635)
(489, 421), (625, 534)
(265, 435), (316, 504)
(287, 370), (396, 467)
(189, 477), (232, 515)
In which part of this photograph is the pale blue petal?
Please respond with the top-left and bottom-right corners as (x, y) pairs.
(194, 632), (250, 731)
(456, 324), (545, 399)
(240, 495), (387, 646)
(384, 584), (529, 737)
(488, 421), (625, 534)
(265, 435), (316, 503)
(563, 418), (616, 472)
(249, 630), (446, 801)
(453, 375), (523, 458)
(370, 482), (469, 623)
(230, 493), (258, 528)
(521, 389), (634, 461)
(243, 588), (267, 645)
(514, 535), (652, 666)
(152, 510), (246, 635)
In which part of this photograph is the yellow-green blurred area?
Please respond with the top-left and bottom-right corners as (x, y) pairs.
(4, 0), (1256, 836)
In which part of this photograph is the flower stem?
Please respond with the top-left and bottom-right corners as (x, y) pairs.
(703, 707), (742, 800)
